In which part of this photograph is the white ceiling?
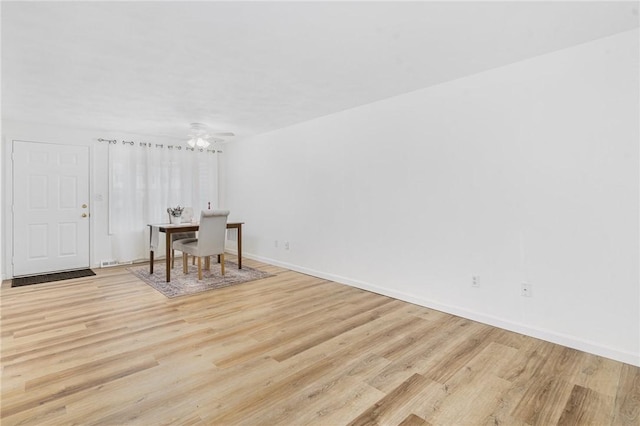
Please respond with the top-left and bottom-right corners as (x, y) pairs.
(2, 1), (638, 142)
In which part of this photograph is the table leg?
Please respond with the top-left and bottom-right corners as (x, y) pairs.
(165, 231), (171, 282)
(237, 224), (242, 269)
(150, 250), (154, 274)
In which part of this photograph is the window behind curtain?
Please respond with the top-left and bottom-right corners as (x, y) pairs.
(108, 143), (218, 262)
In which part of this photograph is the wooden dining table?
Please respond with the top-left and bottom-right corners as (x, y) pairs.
(148, 222), (244, 282)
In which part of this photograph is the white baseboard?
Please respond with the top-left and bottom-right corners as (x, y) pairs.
(243, 252), (640, 367)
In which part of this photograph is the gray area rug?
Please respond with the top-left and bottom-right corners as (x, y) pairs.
(128, 261), (273, 298)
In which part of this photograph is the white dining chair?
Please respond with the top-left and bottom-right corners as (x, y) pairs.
(170, 232), (196, 268)
(173, 209), (229, 280)
(167, 207), (196, 268)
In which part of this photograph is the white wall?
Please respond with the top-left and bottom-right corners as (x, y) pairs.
(223, 29), (639, 366)
(0, 121), (191, 278)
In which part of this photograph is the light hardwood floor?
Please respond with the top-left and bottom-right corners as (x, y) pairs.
(1, 257), (638, 425)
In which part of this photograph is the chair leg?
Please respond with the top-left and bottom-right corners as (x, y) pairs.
(171, 249), (175, 268)
(197, 257), (202, 280)
(220, 253), (225, 276)
(204, 256), (210, 271)
(183, 253), (188, 274)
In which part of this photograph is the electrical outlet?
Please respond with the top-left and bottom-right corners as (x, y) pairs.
(521, 283), (532, 297)
(284, 241), (290, 250)
(472, 275), (480, 288)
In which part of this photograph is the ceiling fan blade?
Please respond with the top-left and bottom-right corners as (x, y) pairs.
(211, 132), (235, 137)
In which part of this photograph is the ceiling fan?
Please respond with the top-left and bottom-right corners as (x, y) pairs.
(187, 123), (234, 148)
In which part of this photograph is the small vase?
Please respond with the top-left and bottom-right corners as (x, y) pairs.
(170, 215), (182, 224)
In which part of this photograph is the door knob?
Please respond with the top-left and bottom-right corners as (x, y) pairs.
(82, 213), (88, 218)
(82, 204), (88, 208)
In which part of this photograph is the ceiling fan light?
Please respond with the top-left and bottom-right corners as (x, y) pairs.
(187, 123), (228, 148)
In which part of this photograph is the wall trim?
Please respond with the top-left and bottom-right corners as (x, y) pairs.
(241, 251), (640, 367)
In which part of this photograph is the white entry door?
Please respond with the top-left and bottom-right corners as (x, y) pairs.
(12, 141), (90, 276)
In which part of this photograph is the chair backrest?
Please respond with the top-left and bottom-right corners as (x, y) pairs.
(196, 209), (230, 255)
(181, 207), (194, 223)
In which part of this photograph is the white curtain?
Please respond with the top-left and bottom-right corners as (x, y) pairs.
(108, 143), (218, 262)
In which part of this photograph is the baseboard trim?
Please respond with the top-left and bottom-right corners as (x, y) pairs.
(244, 252), (640, 367)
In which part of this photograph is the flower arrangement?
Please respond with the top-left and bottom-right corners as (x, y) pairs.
(167, 205), (184, 217)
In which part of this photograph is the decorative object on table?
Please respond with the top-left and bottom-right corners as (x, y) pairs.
(167, 205), (184, 224)
(128, 262), (272, 298)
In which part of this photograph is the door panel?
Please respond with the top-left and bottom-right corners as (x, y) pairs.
(28, 224), (48, 258)
(60, 176), (78, 208)
(59, 222), (78, 256)
(13, 141), (90, 276)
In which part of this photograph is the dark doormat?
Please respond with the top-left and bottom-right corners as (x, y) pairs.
(11, 269), (96, 288)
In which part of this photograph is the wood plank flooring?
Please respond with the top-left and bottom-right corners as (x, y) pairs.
(1, 257), (638, 425)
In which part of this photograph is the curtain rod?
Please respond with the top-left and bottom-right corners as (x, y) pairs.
(97, 138), (222, 153)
